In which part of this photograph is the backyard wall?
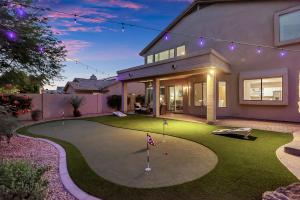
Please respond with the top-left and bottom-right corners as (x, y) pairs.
(18, 82), (145, 120)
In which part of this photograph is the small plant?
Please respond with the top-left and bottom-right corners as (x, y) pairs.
(107, 95), (122, 111)
(0, 161), (48, 200)
(31, 110), (42, 121)
(70, 96), (84, 117)
(0, 106), (19, 143)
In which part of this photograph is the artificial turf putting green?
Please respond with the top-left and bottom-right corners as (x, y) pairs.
(18, 115), (297, 200)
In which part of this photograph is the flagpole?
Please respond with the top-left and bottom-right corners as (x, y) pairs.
(145, 133), (151, 172)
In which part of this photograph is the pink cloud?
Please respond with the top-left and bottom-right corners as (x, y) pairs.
(62, 40), (91, 57)
(85, 0), (144, 10)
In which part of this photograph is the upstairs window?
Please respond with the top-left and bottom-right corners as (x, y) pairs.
(155, 49), (175, 62)
(177, 45), (186, 56)
(147, 55), (153, 64)
(279, 10), (300, 42)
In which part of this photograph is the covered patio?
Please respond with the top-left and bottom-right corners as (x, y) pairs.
(117, 49), (231, 123)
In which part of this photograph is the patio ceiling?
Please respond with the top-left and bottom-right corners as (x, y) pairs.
(117, 49), (231, 82)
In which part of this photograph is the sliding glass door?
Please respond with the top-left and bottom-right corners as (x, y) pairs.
(168, 85), (183, 112)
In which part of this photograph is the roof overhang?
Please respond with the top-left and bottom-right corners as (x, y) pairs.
(117, 49), (231, 81)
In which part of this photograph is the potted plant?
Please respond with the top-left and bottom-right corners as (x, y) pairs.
(70, 96), (84, 117)
(31, 110), (42, 121)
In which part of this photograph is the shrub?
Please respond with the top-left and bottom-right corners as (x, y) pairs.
(0, 106), (19, 143)
(31, 110), (42, 121)
(70, 96), (84, 117)
(0, 161), (48, 200)
(107, 95), (122, 111)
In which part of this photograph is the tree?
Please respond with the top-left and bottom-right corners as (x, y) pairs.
(0, 69), (43, 93)
(0, 0), (67, 84)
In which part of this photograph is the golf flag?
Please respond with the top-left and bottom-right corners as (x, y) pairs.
(147, 134), (155, 146)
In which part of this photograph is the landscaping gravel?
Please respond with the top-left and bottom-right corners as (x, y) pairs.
(0, 136), (76, 200)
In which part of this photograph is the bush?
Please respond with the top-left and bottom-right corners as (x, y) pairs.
(31, 110), (42, 121)
(70, 96), (84, 117)
(0, 106), (19, 143)
(107, 95), (122, 111)
(0, 161), (48, 200)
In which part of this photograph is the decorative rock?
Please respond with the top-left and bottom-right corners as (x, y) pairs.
(262, 183), (300, 200)
(0, 136), (76, 200)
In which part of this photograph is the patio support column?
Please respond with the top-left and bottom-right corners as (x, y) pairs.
(122, 81), (128, 113)
(153, 78), (160, 117)
(207, 70), (217, 124)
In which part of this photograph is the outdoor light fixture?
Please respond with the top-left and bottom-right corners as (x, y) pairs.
(209, 69), (215, 75)
(171, 64), (176, 70)
(228, 42), (236, 51)
(198, 37), (205, 48)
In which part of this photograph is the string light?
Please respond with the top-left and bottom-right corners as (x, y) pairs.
(6, 31), (17, 41)
(256, 47), (263, 55)
(38, 46), (45, 54)
(198, 37), (205, 48)
(164, 33), (170, 41)
(228, 42), (236, 51)
(5, 0), (300, 56)
(74, 14), (77, 23)
(121, 23), (125, 32)
(279, 50), (287, 58)
(15, 7), (26, 18)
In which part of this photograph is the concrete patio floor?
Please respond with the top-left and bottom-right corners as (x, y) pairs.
(161, 113), (300, 133)
(28, 120), (218, 188)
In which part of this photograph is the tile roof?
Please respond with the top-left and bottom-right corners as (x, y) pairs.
(65, 77), (118, 92)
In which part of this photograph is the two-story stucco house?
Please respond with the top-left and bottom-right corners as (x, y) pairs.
(117, 0), (300, 123)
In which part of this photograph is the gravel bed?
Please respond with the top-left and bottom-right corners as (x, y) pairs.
(0, 136), (76, 200)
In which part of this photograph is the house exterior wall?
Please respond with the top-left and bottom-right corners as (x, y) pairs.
(133, 1), (300, 122)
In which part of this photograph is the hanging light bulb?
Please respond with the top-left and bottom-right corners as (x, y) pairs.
(121, 23), (125, 32)
(38, 46), (45, 54)
(228, 42), (236, 51)
(74, 14), (77, 23)
(256, 47), (263, 55)
(279, 49), (287, 58)
(198, 37), (205, 48)
(6, 31), (17, 41)
(15, 7), (26, 18)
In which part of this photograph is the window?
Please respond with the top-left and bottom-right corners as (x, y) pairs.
(262, 77), (282, 101)
(147, 55), (153, 64)
(194, 83), (203, 106)
(194, 82), (207, 106)
(218, 81), (227, 107)
(154, 49), (175, 62)
(243, 77), (283, 101)
(279, 10), (300, 42)
(177, 45), (186, 56)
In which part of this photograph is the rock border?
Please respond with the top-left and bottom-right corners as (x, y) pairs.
(276, 131), (300, 180)
(19, 134), (101, 200)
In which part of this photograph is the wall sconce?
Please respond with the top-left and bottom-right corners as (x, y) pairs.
(171, 64), (176, 70)
(128, 73), (133, 78)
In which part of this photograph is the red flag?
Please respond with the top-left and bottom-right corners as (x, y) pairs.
(147, 134), (155, 146)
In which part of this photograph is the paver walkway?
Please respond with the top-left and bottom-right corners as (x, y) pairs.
(161, 113), (300, 133)
(28, 120), (218, 188)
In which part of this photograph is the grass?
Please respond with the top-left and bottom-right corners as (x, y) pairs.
(18, 115), (297, 200)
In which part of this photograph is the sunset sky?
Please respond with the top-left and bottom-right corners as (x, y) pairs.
(37, 0), (192, 89)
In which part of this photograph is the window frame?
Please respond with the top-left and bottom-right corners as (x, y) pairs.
(274, 6), (300, 46)
(242, 76), (283, 102)
(176, 45), (186, 57)
(146, 55), (153, 64)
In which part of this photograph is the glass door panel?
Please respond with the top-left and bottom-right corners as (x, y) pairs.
(175, 85), (183, 112)
(168, 86), (175, 111)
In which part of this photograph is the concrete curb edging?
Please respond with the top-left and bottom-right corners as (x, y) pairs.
(276, 131), (300, 180)
(18, 134), (101, 200)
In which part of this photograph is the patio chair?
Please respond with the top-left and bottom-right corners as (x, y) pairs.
(134, 102), (148, 114)
(212, 128), (252, 139)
